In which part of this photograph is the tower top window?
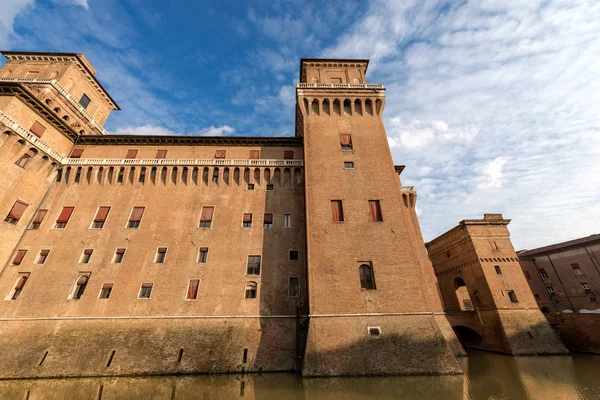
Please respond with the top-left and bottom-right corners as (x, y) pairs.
(79, 94), (91, 109)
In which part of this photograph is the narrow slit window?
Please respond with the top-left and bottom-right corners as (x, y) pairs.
(4, 200), (28, 224)
(340, 134), (352, 150)
(199, 206), (214, 228)
(54, 206), (75, 229)
(247, 256), (261, 275)
(494, 265), (502, 274)
(507, 290), (518, 303)
(155, 247), (167, 263)
(331, 200), (344, 222)
(113, 248), (126, 263)
(283, 214), (292, 228)
(243, 213), (253, 228)
(37, 249), (50, 264)
(139, 283), (153, 299)
(80, 249), (93, 264)
(128, 207), (145, 228)
(12, 250), (27, 265)
(368, 200), (383, 222)
(15, 154), (31, 167)
(547, 286), (555, 295)
(187, 279), (200, 300)
(198, 247), (209, 263)
(263, 213), (273, 228)
(538, 268), (549, 280)
(99, 283), (113, 299)
(30, 209), (47, 229)
(289, 277), (299, 297)
(245, 282), (257, 299)
(92, 206), (110, 229)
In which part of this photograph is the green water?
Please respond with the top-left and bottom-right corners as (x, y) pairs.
(1, 351), (599, 399)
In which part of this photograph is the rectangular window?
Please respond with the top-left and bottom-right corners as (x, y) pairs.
(29, 121), (46, 137)
(340, 134), (352, 150)
(187, 279), (200, 300)
(289, 277), (299, 297)
(139, 168), (146, 183)
(37, 249), (50, 264)
(289, 250), (299, 260)
(113, 248), (126, 263)
(494, 265), (502, 274)
(524, 270), (532, 280)
(582, 283), (590, 291)
(344, 161), (354, 169)
(8, 274), (29, 300)
(155, 247), (167, 263)
(553, 298), (560, 304)
(70, 148), (84, 158)
(263, 213), (273, 228)
(243, 213), (253, 228)
(99, 283), (113, 299)
(198, 247), (209, 263)
(79, 94), (91, 109)
(539, 269), (549, 280)
(199, 206), (214, 228)
(249, 150), (260, 159)
(117, 168), (124, 183)
(54, 206), (74, 228)
(128, 206), (145, 228)
(4, 200), (28, 224)
(91, 206), (110, 229)
(15, 154), (31, 167)
(284, 150), (294, 160)
(247, 183), (255, 190)
(245, 282), (257, 299)
(283, 214), (292, 228)
(266, 184), (274, 191)
(507, 290), (518, 303)
(547, 286), (555, 295)
(80, 249), (93, 264)
(214, 150), (226, 159)
(125, 149), (138, 159)
(155, 149), (168, 159)
(368, 200), (383, 222)
(71, 274), (89, 299)
(331, 200), (344, 222)
(572, 263), (583, 276)
(534, 293), (540, 300)
(247, 255), (261, 275)
(139, 283), (153, 299)
(12, 250), (27, 265)
(31, 208), (47, 229)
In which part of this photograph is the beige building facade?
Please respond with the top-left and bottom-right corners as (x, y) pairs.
(0, 52), (466, 378)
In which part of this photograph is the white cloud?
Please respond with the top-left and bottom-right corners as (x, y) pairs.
(0, 0), (34, 48)
(199, 125), (235, 136)
(112, 125), (178, 136)
(72, 0), (89, 9)
(325, 0), (600, 248)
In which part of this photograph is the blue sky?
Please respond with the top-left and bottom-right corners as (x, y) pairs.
(2, 0), (599, 249)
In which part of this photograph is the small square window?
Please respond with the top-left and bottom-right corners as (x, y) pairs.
(367, 326), (381, 336)
(113, 248), (126, 263)
(247, 183), (255, 191)
(243, 213), (253, 228)
(198, 247), (209, 263)
(266, 184), (274, 191)
(99, 283), (113, 299)
(139, 283), (153, 299)
(344, 161), (354, 169)
(155, 248), (167, 263)
(494, 265), (502, 274)
(80, 249), (93, 264)
(289, 250), (299, 260)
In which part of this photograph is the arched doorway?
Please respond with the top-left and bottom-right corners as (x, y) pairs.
(453, 326), (483, 348)
(454, 277), (474, 311)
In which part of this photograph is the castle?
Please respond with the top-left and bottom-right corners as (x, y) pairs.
(0, 52), (568, 379)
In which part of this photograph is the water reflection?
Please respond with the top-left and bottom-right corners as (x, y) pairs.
(1, 352), (599, 399)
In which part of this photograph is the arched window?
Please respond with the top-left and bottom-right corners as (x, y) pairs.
(359, 264), (376, 290)
(72, 275), (89, 299)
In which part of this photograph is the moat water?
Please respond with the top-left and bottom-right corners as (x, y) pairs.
(1, 351), (599, 399)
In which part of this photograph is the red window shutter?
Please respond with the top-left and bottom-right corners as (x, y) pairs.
(102, 283), (113, 290)
(215, 150), (226, 159)
(249, 150), (260, 159)
(56, 206), (75, 223)
(141, 283), (153, 288)
(30, 121), (46, 137)
(8, 200), (29, 220)
(40, 250), (50, 256)
(331, 200), (344, 221)
(83, 249), (93, 255)
(155, 150), (167, 159)
(264, 213), (273, 224)
(94, 206), (110, 222)
(284, 151), (294, 160)
(158, 247), (167, 253)
(340, 134), (352, 147)
(15, 276), (28, 290)
(13, 250), (27, 265)
(200, 207), (214, 222)
(199, 247), (209, 252)
(125, 149), (138, 159)
(130, 207), (145, 222)
(77, 275), (89, 285)
(70, 148), (84, 158)
(187, 279), (199, 299)
(33, 209), (47, 224)
(116, 248), (126, 254)
(369, 200), (383, 221)
(243, 213), (252, 223)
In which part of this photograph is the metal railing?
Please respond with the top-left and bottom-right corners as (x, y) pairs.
(0, 78), (110, 135)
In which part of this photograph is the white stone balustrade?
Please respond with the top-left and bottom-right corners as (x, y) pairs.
(402, 186), (416, 193)
(297, 83), (384, 89)
(0, 110), (64, 161)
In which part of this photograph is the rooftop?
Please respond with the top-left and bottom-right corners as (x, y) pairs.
(518, 234), (600, 258)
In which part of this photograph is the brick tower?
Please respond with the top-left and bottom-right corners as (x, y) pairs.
(296, 59), (462, 376)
